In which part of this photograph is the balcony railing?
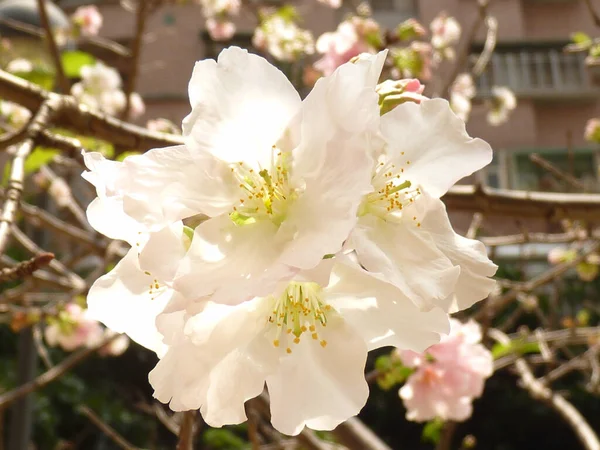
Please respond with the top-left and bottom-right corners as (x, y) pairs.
(475, 50), (599, 99)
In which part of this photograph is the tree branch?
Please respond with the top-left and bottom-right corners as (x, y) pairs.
(36, 0), (69, 93)
(0, 69), (183, 151)
(490, 329), (600, 450)
(0, 253), (53, 283)
(443, 184), (600, 222)
(78, 405), (140, 450)
(122, 0), (150, 120)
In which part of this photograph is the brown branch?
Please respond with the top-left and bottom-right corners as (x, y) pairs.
(332, 418), (393, 450)
(36, 0), (69, 93)
(481, 230), (596, 247)
(443, 184), (600, 223)
(0, 17), (131, 59)
(0, 69), (183, 151)
(0, 252), (53, 283)
(78, 405), (140, 450)
(176, 411), (197, 450)
(0, 98), (59, 254)
(0, 333), (120, 409)
(584, 0), (600, 28)
(435, 421), (457, 450)
(529, 153), (585, 191)
(122, 0), (150, 120)
(0, 127), (28, 151)
(490, 329), (600, 450)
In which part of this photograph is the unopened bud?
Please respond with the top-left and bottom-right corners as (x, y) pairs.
(376, 79), (427, 115)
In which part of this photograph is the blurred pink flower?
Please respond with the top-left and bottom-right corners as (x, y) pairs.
(206, 18), (236, 41)
(45, 303), (104, 352)
(72, 5), (103, 36)
(377, 78), (427, 114)
(129, 92), (146, 119)
(430, 13), (461, 60)
(397, 319), (493, 422)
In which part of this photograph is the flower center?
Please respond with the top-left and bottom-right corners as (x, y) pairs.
(266, 281), (331, 354)
(229, 147), (293, 227)
(359, 154), (421, 225)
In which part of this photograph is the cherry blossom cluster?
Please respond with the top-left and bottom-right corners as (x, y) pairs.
(253, 9), (315, 62)
(396, 319), (493, 422)
(195, 0), (241, 41)
(83, 47), (497, 435)
(71, 62), (145, 118)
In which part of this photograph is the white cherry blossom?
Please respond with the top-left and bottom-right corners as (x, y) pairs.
(348, 98), (497, 312)
(113, 47), (386, 305)
(150, 257), (451, 435)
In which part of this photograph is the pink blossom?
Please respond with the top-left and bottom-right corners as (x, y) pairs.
(430, 13), (461, 53)
(450, 73), (475, 122)
(72, 5), (103, 36)
(397, 319), (493, 422)
(206, 18), (236, 41)
(314, 18), (379, 76)
(128, 92), (146, 119)
(44, 303), (104, 352)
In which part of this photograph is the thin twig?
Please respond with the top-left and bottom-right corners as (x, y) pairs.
(0, 98), (59, 254)
(78, 405), (140, 450)
(472, 15), (498, 77)
(477, 241), (600, 320)
(529, 153), (585, 191)
(435, 421), (457, 450)
(0, 333), (120, 409)
(36, 0), (69, 93)
(490, 329), (600, 450)
(584, 0), (600, 28)
(122, 0), (150, 120)
(176, 411), (197, 450)
(0, 252), (54, 283)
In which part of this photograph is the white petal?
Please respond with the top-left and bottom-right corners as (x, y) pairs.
(175, 215), (296, 304)
(380, 98), (493, 197)
(349, 215), (460, 311)
(86, 197), (140, 246)
(290, 51), (385, 181)
(277, 137), (373, 269)
(326, 259), (450, 352)
(119, 145), (237, 228)
(87, 248), (171, 355)
(138, 221), (187, 283)
(267, 314), (368, 435)
(414, 193), (497, 312)
(150, 299), (277, 425)
(183, 47), (301, 170)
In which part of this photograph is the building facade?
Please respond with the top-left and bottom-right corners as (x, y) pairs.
(56, 0), (600, 196)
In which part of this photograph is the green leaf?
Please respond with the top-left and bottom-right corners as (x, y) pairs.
(24, 148), (58, 174)
(571, 31), (592, 45)
(61, 50), (96, 78)
(422, 418), (444, 444)
(13, 67), (54, 90)
(491, 340), (540, 360)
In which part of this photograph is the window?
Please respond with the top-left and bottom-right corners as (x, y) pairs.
(473, 44), (597, 98)
(370, 0), (416, 28)
(509, 149), (600, 192)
